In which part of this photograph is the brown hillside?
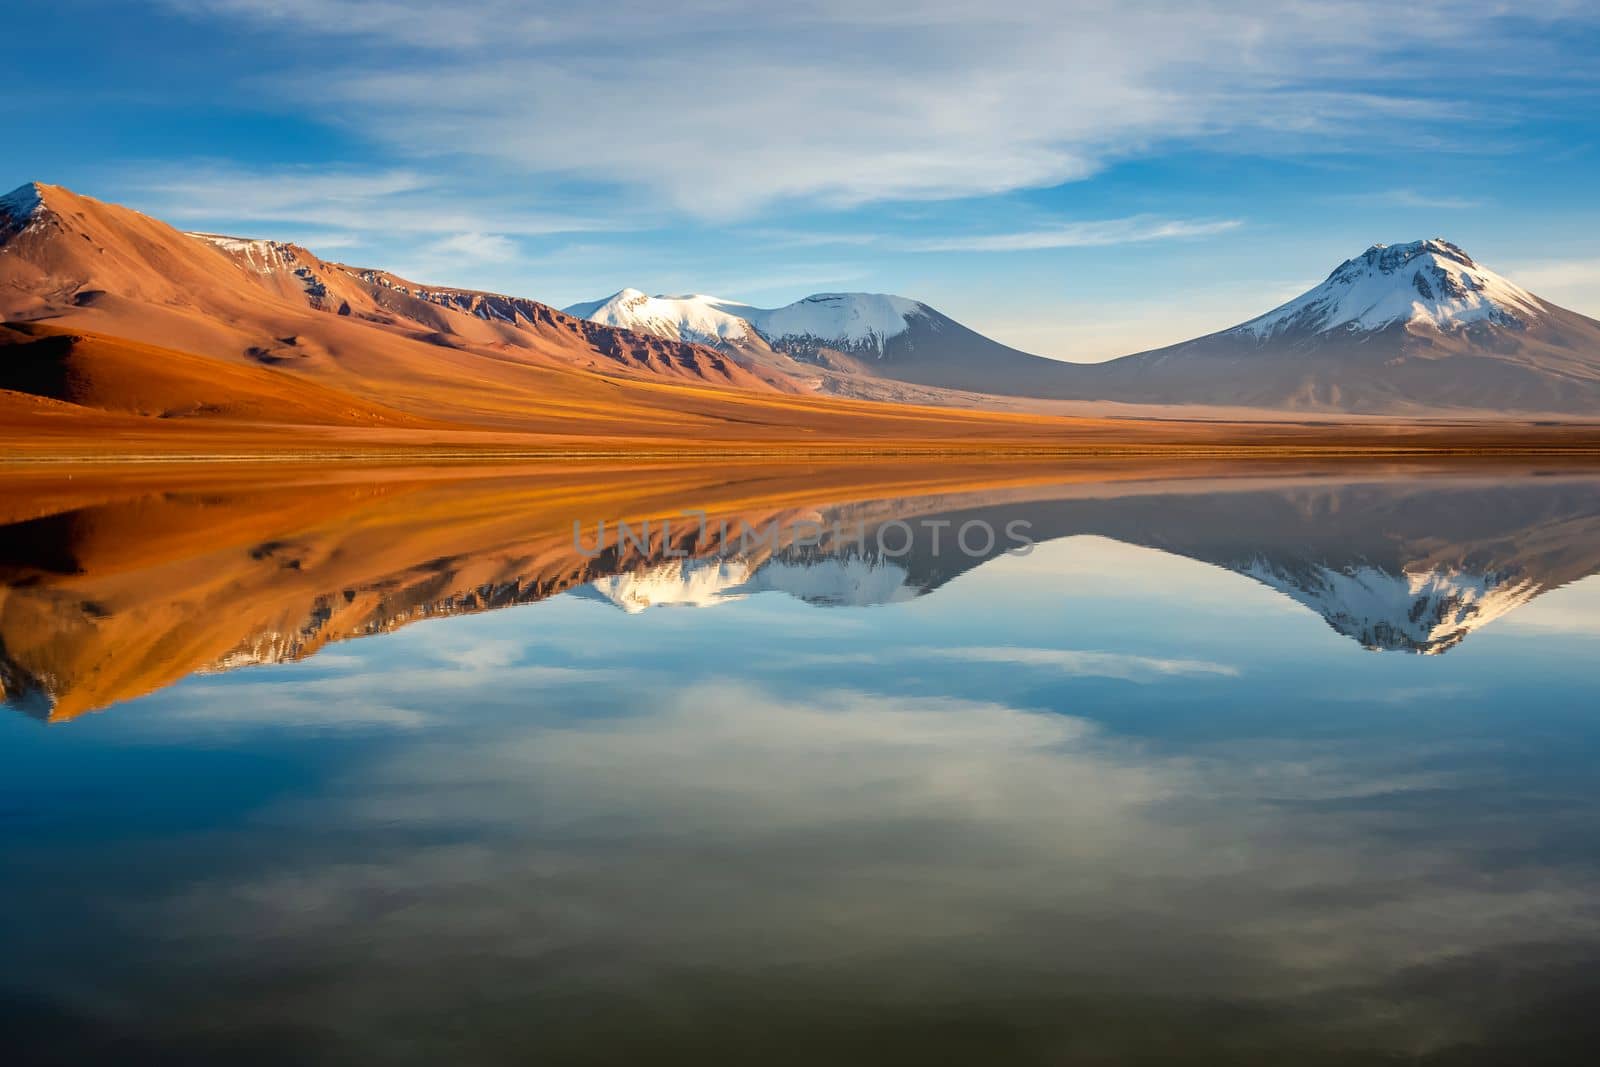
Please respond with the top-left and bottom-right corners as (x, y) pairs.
(0, 323), (429, 426)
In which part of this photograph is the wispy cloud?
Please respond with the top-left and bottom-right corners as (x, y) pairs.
(423, 231), (520, 262)
(1500, 257), (1600, 294)
(912, 216), (1242, 253)
(136, 676), (1599, 1059)
(936, 646), (1239, 680)
(1498, 257), (1600, 316)
(121, 163), (620, 239)
(740, 228), (886, 249)
(1342, 188), (1487, 210)
(162, 1), (1600, 216)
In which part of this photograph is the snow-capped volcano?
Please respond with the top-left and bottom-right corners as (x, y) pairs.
(1087, 237), (1600, 413)
(564, 290), (928, 355)
(1235, 239), (1543, 339)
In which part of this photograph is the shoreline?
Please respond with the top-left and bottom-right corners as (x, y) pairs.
(10, 444), (1600, 465)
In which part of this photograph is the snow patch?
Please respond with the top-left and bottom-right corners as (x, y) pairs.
(187, 232), (304, 275)
(747, 293), (925, 352)
(574, 555), (919, 613)
(579, 559), (756, 613)
(1240, 558), (1541, 654)
(564, 289), (757, 345)
(0, 182), (45, 235)
(1, 182), (42, 217)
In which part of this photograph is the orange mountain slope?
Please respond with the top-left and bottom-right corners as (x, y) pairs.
(0, 183), (780, 397)
(0, 322), (429, 425)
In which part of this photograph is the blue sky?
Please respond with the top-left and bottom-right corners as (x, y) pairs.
(7, 1), (1600, 359)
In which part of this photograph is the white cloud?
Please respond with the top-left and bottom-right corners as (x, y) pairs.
(912, 216), (1242, 253)
(159, 694), (435, 730)
(126, 680), (1600, 1057)
(1496, 574), (1600, 634)
(425, 231), (519, 262)
(163, 1), (1600, 216)
(121, 163), (617, 239)
(1498, 257), (1600, 316)
(423, 636), (528, 671)
(938, 645), (1239, 680)
(141, 661), (612, 732)
(1342, 188), (1487, 210)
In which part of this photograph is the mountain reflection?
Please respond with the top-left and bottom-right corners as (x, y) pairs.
(4, 463), (1599, 719)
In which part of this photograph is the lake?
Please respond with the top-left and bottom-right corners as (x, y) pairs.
(3, 461), (1599, 1064)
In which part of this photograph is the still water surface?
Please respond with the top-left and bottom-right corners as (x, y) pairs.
(3, 465), (1599, 1063)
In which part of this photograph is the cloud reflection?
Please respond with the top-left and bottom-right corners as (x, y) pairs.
(71, 681), (1600, 1061)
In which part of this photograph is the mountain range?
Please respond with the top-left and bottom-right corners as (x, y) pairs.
(3, 181), (1154, 457)
(5, 180), (1600, 451)
(565, 240), (1600, 414)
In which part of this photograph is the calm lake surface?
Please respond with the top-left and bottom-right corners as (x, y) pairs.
(3, 463), (1600, 1064)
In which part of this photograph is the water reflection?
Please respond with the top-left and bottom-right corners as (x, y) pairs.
(4, 465), (1599, 719)
(3, 463), (1600, 1062)
(568, 477), (1600, 656)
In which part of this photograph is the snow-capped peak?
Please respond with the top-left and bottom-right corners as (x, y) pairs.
(748, 293), (925, 352)
(563, 289), (757, 346)
(1234, 239), (1543, 339)
(563, 290), (929, 353)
